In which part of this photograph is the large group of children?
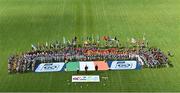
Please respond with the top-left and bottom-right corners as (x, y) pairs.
(8, 36), (170, 73)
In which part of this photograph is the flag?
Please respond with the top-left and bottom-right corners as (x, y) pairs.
(96, 35), (100, 41)
(102, 36), (108, 41)
(92, 35), (94, 42)
(45, 42), (48, 47)
(89, 36), (92, 41)
(131, 38), (136, 43)
(84, 41), (88, 44)
(108, 36), (112, 41)
(143, 36), (145, 41)
(68, 40), (71, 44)
(37, 42), (40, 49)
(63, 37), (66, 44)
(31, 44), (37, 51)
(96, 35), (100, 43)
(143, 33), (146, 41)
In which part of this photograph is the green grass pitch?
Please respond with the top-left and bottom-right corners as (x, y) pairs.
(0, 0), (180, 92)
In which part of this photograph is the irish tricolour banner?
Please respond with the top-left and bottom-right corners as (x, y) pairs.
(66, 61), (109, 71)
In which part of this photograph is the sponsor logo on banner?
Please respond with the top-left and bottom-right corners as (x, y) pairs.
(72, 75), (100, 82)
(35, 63), (65, 72)
(110, 61), (137, 70)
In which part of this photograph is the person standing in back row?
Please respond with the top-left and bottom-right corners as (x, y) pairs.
(77, 67), (79, 74)
(85, 65), (88, 74)
(95, 64), (98, 71)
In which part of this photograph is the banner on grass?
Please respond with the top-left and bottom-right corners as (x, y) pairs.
(72, 75), (100, 82)
(79, 61), (95, 71)
(108, 61), (137, 70)
(35, 63), (65, 72)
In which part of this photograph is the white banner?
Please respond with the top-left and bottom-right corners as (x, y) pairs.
(110, 61), (137, 70)
(79, 61), (95, 71)
(35, 63), (65, 72)
(72, 75), (100, 82)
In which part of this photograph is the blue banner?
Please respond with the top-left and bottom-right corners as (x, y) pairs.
(35, 63), (65, 72)
(108, 61), (139, 70)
